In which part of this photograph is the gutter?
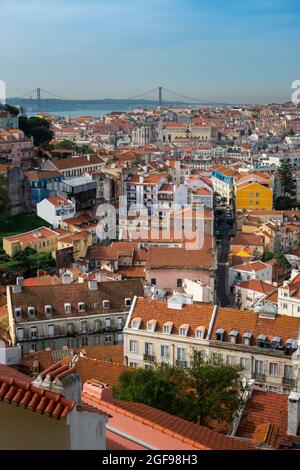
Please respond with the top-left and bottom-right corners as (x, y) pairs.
(206, 304), (218, 340)
(106, 424), (158, 450)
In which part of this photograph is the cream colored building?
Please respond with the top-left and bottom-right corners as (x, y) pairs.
(124, 295), (300, 395)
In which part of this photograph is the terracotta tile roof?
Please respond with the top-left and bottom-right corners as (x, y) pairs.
(46, 197), (72, 207)
(233, 261), (269, 272)
(9, 279), (144, 322)
(117, 266), (146, 279)
(92, 398), (254, 450)
(0, 364), (32, 382)
(25, 170), (62, 180)
(237, 279), (277, 295)
(76, 357), (129, 386)
(231, 233), (265, 246)
(212, 307), (300, 345)
(0, 373), (75, 419)
(53, 155), (103, 171)
(3, 227), (59, 244)
(130, 298), (214, 337)
(251, 423), (281, 449)
(22, 275), (62, 287)
(236, 390), (289, 443)
(146, 245), (213, 269)
(20, 345), (125, 381)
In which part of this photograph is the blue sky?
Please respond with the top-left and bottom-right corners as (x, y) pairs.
(1, 0), (299, 103)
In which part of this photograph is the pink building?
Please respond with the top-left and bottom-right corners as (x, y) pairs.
(82, 380), (253, 450)
(145, 244), (215, 296)
(0, 128), (33, 168)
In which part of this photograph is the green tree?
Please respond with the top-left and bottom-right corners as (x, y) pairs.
(189, 351), (243, 426)
(278, 158), (296, 197)
(19, 116), (53, 147)
(115, 350), (244, 428)
(262, 251), (290, 268)
(0, 174), (10, 215)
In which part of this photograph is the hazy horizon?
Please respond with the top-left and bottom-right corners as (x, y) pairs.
(2, 0), (300, 104)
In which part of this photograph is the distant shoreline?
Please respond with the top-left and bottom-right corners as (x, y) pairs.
(6, 98), (233, 117)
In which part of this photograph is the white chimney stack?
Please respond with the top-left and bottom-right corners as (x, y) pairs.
(287, 392), (300, 436)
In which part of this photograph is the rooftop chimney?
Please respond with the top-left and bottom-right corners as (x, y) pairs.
(82, 380), (113, 403)
(288, 392), (300, 436)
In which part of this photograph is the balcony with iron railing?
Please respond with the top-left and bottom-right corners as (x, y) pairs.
(143, 354), (155, 362)
(17, 326), (124, 342)
(282, 377), (296, 387)
(252, 372), (266, 382)
(176, 360), (188, 367)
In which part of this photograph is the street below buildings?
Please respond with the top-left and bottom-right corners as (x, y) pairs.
(215, 211), (232, 307)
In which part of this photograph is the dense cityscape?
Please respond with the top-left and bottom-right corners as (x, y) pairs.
(1, 0), (300, 458)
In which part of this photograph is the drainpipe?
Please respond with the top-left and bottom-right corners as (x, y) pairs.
(206, 304), (218, 340)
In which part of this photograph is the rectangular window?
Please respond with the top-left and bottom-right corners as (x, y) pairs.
(30, 326), (37, 340)
(177, 348), (186, 361)
(161, 345), (170, 358)
(105, 318), (111, 331)
(129, 362), (138, 368)
(269, 362), (279, 376)
(227, 355), (236, 366)
(81, 321), (87, 334)
(48, 324), (54, 338)
(150, 278), (156, 286)
(129, 340), (137, 353)
(145, 343), (154, 356)
(284, 365), (293, 379)
(255, 360), (264, 374)
(240, 357), (250, 370)
(17, 328), (24, 341)
(177, 278), (183, 288)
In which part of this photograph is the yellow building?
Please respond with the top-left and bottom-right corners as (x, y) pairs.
(57, 230), (93, 258)
(3, 227), (59, 257)
(236, 181), (273, 211)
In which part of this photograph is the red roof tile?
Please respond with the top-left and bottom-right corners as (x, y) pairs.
(0, 373), (75, 419)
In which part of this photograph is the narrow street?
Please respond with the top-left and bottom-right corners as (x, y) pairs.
(215, 212), (231, 307)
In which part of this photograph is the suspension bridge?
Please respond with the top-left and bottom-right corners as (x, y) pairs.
(8, 86), (229, 112)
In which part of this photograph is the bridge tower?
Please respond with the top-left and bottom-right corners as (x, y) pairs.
(36, 87), (41, 112)
(158, 86), (162, 108)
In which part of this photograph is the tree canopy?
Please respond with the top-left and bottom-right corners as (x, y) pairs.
(0, 247), (56, 285)
(19, 116), (53, 147)
(115, 351), (244, 427)
(277, 158), (296, 197)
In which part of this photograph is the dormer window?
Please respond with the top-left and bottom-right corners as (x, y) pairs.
(163, 322), (173, 334)
(243, 332), (252, 346)
(216, 328), (225, 342)
(14, 307), (22, 319)
(28, 306), (35, 318)
(179, 324), (189, 337)
(229, 330), (238, 344)
(271, 336), (281, 349)
(64, 303), (72, 314)
(78, 302), (85, 312)
(44, 305), (52, 316)
(195, 326), (205, 339)
(257, 334), (267, 348)
(103, 300), (110, 310)
(131, 317), (142, 330)
(125, 298), (132, 308)
(147, 320), (157, 332)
